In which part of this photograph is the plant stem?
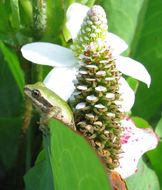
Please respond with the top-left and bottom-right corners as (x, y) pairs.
(32, 64), (43, 82)
(14, 98), (33, 188)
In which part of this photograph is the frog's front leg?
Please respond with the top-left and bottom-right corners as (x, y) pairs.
(39, 125), (49, 135)
(39, 106), (62, 135)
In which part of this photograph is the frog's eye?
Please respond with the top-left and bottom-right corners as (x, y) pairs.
(32, 89), (41, 98)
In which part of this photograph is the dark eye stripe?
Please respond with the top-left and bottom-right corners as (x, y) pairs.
(39, 97), (53, 108)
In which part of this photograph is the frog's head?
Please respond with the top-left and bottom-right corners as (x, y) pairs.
(24, 82), (53, 113)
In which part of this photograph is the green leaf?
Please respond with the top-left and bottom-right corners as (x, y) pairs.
(0, 3), (11, 34)
(25, 135), (55, 190)
(126, 158), (160, 190)
(35, 150), (46, 164)
(132, 116), (150, 129)
(147, 118), (162, 187)
(131, 0), (162, 121)
(24, 159), (54, 190)
(10, 0), (20, 30)
(0, 60), (23, 116)
(49, 120), (111, 190)
(0, 41), (25, 95)
(0, 117), (21, 170)
(25, 119), (112, 190)
(127, 77), (139, 93)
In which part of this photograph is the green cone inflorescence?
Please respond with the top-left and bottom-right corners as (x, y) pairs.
(72, 6), (123, 171)
(72, 5), (108, 58)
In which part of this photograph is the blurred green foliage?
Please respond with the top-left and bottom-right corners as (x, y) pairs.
(0, 0), (162, 190)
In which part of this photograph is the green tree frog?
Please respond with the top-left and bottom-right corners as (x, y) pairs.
(24, 82), (75, 132)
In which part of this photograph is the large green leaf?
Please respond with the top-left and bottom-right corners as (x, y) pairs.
(50, 120), (111, 190)
(25, 119), (112, 190)
(126, 158), (160, 190)
(10, 0), (20, 30)
(0, 41), (25, 95)
(131, 0), (162, 121)
(0, 54), (23, 116)
(0, 117), (21, 170)
(24, 159), (54, 190)
(0, 2), (11, 35)
(101, 0), (162, 122)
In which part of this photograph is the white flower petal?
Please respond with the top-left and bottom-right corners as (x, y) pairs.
(119, 77), (135, 112)
(116, 56), (151, 87)
(66, 3), (89, 39)
(115, 117), (158, 179)
(106, 32), (128, 55)
(21, 42), (76, 67)
(43, 66), (78, 100)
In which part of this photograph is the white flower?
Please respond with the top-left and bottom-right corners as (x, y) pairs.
(21, 3), (157, 179)
(21, 3), (150, 112)
(115, 117), (158, 179)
